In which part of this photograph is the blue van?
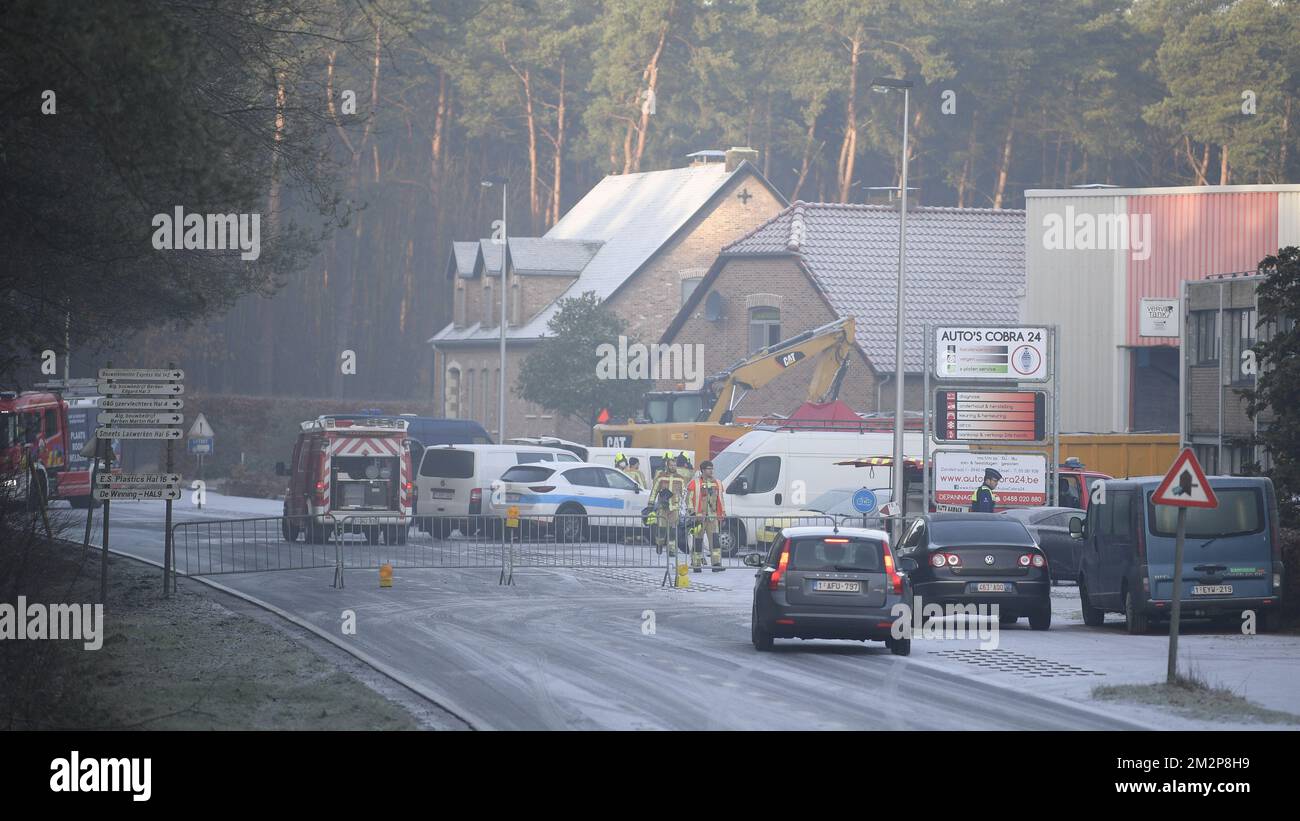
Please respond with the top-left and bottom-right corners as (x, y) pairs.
(398, 415), (493, 448)
(1071, 476), (1284, 633)
(336, 412), (493, 448)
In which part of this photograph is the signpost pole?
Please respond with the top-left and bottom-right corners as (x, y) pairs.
(1168, 506), (1187, 683)
(101, 440), (112, 605)
(82, 438), (102, 554)
(164, 363), (175, 598)
(923, 324), (930, 518)
(1052, 326), (1060, 506)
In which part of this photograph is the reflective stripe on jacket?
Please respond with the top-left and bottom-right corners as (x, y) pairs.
(687, 477), (725, 516)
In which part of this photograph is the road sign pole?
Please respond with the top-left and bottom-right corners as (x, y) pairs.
(1167, 506), (1187, 683)
(923, 324), (930, 519)
(82, 437), (103, 554)
(101, 414), (112, 604)
(164, 364), (175, 598)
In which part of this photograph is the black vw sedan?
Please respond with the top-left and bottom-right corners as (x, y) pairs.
(894, 513), (1052, 630)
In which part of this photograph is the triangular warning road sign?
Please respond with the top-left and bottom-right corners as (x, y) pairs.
(1151, 448), (1218, 508)
(188, 412), (214, 439)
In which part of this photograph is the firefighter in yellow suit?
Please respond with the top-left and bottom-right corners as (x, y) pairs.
(687, 460), (727, 572)
(651, 453), (686, 555)
(616, 452), (646, 489)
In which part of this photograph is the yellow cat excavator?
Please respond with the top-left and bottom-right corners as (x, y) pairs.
(593, 316), (858, 464)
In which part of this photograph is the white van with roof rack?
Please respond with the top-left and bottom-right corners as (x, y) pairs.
(414, 443), (580, 537)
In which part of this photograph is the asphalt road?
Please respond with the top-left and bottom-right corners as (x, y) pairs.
(69, 498), (1296, 730)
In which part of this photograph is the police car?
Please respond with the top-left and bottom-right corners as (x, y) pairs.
(488, 461), (650, 542)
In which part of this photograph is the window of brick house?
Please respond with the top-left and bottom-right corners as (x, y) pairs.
(445, 366), (461, 418)
(681, 277), (702, 305)
(466, 368), (476, 420)
(748, 306), (781, 353)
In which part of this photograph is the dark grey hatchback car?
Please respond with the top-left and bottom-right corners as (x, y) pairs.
(745, 526), (912, 655)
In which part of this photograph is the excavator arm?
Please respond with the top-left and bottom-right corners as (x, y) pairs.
(702, 316), (857, 423)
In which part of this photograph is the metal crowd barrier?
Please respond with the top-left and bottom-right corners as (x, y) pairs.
(171, 514), (336, 576)
(172, 512), (895, 587)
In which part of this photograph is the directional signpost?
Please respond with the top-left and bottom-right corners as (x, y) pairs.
(94, 365), (186, 598)
(1152, 448), (1218, 683)
(925, 325), (1061, 517)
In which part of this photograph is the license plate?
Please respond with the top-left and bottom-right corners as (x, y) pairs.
(431, 489), (454, 500)
(1192, 584), (1232, 595)
(974, 582), (1010, 593)
(813, 580), (861, 593)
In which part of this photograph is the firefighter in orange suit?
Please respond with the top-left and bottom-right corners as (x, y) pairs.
(687, 460), (727, 572)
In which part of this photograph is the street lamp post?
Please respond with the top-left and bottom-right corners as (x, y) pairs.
(481, 175), (508, 441)
(872, 77), (913, 534)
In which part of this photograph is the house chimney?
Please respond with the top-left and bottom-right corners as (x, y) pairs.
(725, 146), (759, 172)
(686, 149), (725, 168)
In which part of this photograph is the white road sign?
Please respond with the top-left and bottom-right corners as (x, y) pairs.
(96, 427), (183, 439)
(932, 451), (1049, 507)
(935, 326), (1049, 381)
(98, 368), (185, 381)
(99, 397), (184, 410)
(96, 481), (182, 491)
(98, 412), (184, 425)
(188, 412), (214, 438)
(96, 473), (181, 485)
(97, 381), (184, 396)
(93, 487), (183, 501)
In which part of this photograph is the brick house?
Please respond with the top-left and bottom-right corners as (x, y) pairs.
(660, 202), (1027, 417)
(429, 148), (786, 442)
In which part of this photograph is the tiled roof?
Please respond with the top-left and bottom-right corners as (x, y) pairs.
(431, 162), (758, 343)
(721, 202), (1026, 373)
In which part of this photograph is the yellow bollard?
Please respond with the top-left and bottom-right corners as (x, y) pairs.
(379, 563), (393, 588)
(675, 562), (690, 589)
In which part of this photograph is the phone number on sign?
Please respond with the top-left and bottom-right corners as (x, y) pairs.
(934, 492), (1046, 505)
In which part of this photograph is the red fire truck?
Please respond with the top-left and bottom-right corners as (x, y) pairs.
(0, 390), (70, 509)
(277, 415), (414, 545)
